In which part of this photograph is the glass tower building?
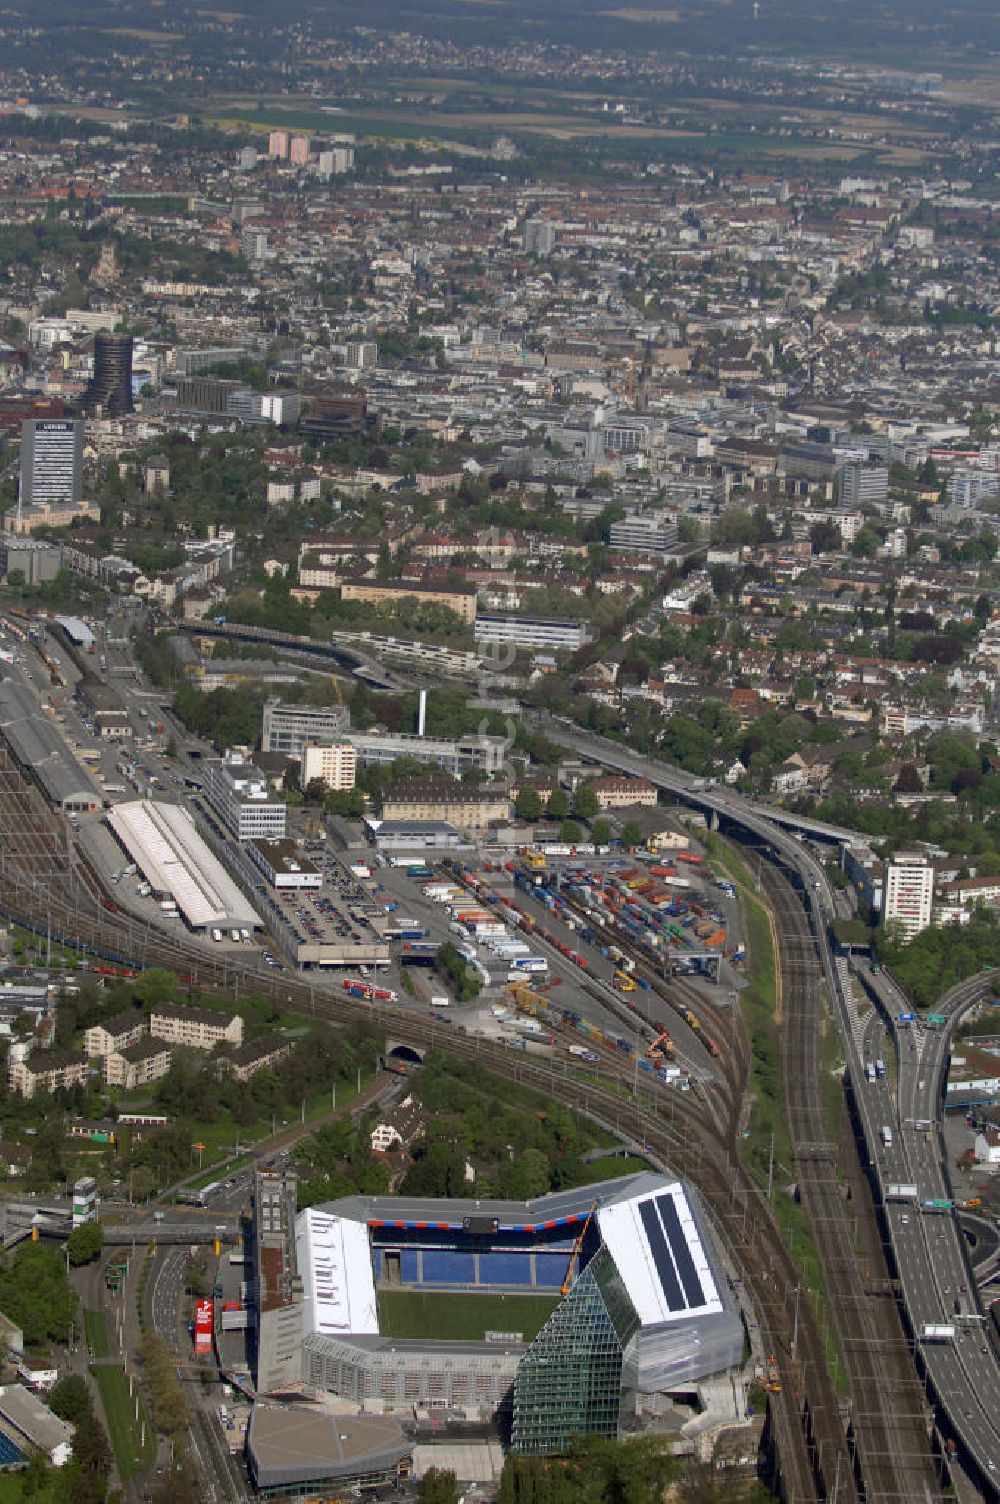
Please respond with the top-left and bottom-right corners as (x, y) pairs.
(511, 1247), (640, 1455)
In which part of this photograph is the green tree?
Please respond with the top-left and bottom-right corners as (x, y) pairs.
(515, 787), (543, 822)
(418, 1467), (460, 1504)
(572, 784), (600, 820)
(49, 1375), (93, 1428)
(66, 1221), (103, 1266)
(621, 819), (643, 848)
(546, 787), (569, 820)
(592, 819), (612, 847)
(560, 820), (583, 844)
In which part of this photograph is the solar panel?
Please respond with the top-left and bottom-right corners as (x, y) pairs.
(656, 1193), (705, 1309)
(638, 1198), (685, 1312)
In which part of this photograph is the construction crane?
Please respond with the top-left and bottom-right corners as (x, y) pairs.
(561, 1200), (598, 1296)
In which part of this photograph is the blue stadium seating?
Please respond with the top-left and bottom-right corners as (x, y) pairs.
(421, 1250), (476, 1285)
(400, 1250), (420, 1284)
(478, 1252), (532, 1286)
(534, 1255), (570, 1287)
(0, 1434), (24, 1467)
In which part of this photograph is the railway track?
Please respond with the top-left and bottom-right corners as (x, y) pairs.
(0, 750), (858, 1502)
(758, 854), (939, 1503)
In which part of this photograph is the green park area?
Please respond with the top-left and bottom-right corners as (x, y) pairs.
(378, 1290), (558, 1343)
(85, 1308), (111, 1358)
(89, 1362), (156, 1479)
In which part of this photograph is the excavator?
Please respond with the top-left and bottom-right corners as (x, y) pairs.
(645, 1030), (674, 1062)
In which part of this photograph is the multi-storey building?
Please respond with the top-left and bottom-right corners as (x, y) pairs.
(203, 749), (286, 842)
(300, 741), (357, 791)
(9, 1050), (88, 1099)
(608, 515), (677, 553)
(148, 1005), (244, 1051)
(86, 332), (133, 417)
(340, 579), (477, 625)
(103, 1039), (172, 1092)
(474, 614), (593, 652)
(343, 732), (507, 778)
(883, 853), (934, 940)
(837, 460), (888, 510)
(378, 780), (512, 831)
(261, 699), (351, 756)
(84, 1012), (146, 1058)
(251, 1169), (304, 1395)
(19, 420), (83, 507)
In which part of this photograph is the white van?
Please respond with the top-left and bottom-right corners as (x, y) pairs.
(430, 996), (451, 1008)
(211, 928), (223, 943)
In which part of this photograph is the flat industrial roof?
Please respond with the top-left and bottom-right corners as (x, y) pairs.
(105, 800), (258, 930)
(0, 675), (98, 808)
(247, 1404), (410, 1489)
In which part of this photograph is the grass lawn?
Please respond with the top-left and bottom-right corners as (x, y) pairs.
(89, 1363), (156, 1479)
(579, 1154), (652, 1183)
(378, 1290), (558, 1343)
(0, 1476), (60, 1504)
(85, 1308), (110, 1359)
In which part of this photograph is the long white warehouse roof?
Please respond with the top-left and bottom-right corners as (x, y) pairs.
(106, 799), (258, 930)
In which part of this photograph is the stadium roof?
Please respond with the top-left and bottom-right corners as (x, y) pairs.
(296, 1207), (378, 1342)
(318, 1173), (725, 1334)
(597, 1182), (723, 1326)
(323, 1174), (659, 1233)
(105, 800), (258, 930)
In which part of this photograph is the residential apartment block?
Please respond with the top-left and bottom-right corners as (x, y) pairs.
(9, 1050), (88, 1099)
(300, 740), (358, 791)
(103, 1038), (173, 1091)
(149, 1005), (244, 1051)
(84, 1012), (146, 1058)
(883, 853), (935, 940)
(339, 579), (477, 623)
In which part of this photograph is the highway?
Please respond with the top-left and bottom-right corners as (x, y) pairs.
(857, 962), (1000, 1494)
(535, 716), (1000, 1497)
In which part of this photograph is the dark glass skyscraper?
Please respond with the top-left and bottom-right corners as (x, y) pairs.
(86, 331), (133, 416)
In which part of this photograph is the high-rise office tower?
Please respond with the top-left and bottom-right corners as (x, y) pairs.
(19, 419), (84, 507)
(86, 332), (133, 416)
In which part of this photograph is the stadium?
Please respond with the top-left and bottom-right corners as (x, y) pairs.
(283, 1170), (744, 1456)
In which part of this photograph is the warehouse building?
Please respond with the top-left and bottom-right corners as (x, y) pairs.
(0, 677), (100, 812)
(248, 839), (322, 890)
(105, 799), (260, 933)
